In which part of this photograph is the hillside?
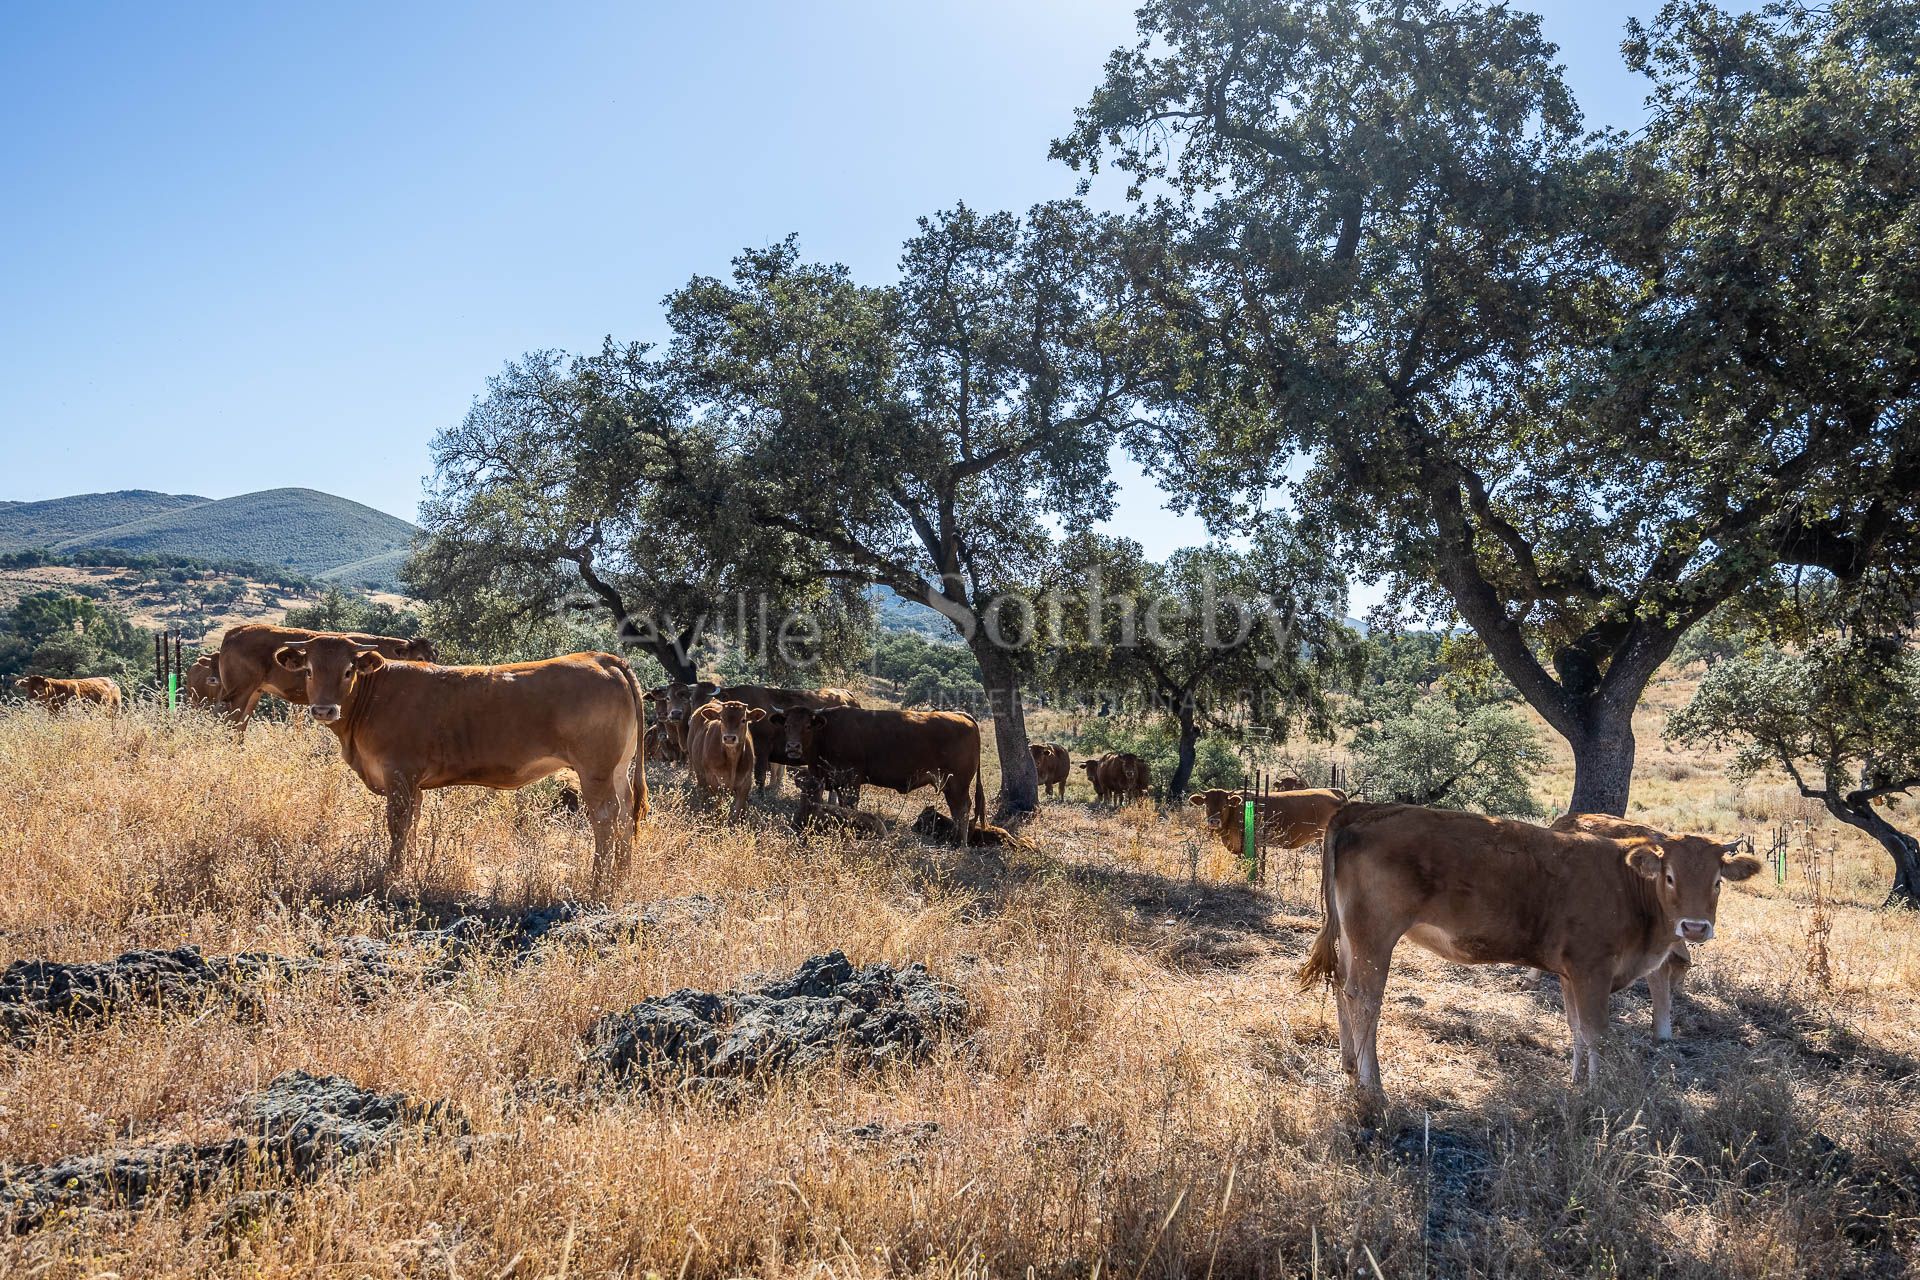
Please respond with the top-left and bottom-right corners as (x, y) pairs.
(0, 490), (211, 551)
(1, 487), (419, 589)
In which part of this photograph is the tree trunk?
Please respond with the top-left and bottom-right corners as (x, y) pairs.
(1565, 699), (1638, 817)
(1826, 797), (1920, 909)
(970, 639), (1038, 820)
(1166, 707), (1201, 803)
(643, 641), (697, 686)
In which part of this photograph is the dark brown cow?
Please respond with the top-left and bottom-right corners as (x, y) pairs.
(686, 699), (763, 818)
(271, 636), (647, 891)
(1081, 753), (1150, 806)
(778, 706), (983, 845)
(794, 772), (892, 838)
(1550, 812), (1700, 1042)
(214, 624), (434, 731)
(658, 680), (720, 756)
(1299, 803), (1761, 1092)
(183, 654), (222, 708)
(1188, 787), (1347, 858)
(1030, 742), (1071, 800)
(15, 675), (120, 713)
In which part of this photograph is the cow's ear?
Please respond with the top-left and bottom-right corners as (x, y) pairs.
(698, 681), (719, 696)
(1188, 793), (1208, 807)
(808, 710), (826, 729)
(747, 707), (766, 723)
(1624, 844), (1664, 879)
(272, 645), (308, 672)
(1721, 847), (1763, 881)
(767, 710), (786, 725)
(352, 649), (386, 673)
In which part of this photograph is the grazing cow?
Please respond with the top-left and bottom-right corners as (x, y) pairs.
(1299, 802), (1761, 1092)
(1550, 812), (1701, 1041)
(1188, 787), (1347, 858)
(686, 699), (763, 817)
(183, 654), (222, 708)
(15, 675), (120, 713)
(778, 706), (983, 846)
(213, 624), (434, 732)
(719, 683), (862, 791)
(271, 636), (648, 890)
(1030, 742), (1072, 800)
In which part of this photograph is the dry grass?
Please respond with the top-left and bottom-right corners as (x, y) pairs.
(2, 670), (1918, 1278)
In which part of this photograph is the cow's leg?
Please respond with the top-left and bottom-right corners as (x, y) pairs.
(384, 785), (421, 881)
(225, 687), (262, 734)
(1649, 949), (1689, 1042)
(1341, 929), (1396, 1095)
(945, 775), (972, 848)
(580, 771), (628, 895)
(1333, 933), (1358, 1078)
(1565, 974), (1612, 1086)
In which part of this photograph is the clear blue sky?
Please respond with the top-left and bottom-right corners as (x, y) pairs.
(3, 0), (1673, 568)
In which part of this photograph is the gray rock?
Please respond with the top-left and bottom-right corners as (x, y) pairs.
(0, 1071), (465, 1234)
(584, 951), (966, 1084)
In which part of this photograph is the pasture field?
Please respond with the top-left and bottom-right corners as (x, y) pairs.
(2, 673), (1918, 1278)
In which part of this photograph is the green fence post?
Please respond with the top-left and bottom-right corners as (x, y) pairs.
(1243, 798), (1257, 882)
(167, 671), (178, 711)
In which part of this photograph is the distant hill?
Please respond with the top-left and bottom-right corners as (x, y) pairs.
(0, 491), (212, 551)
(0, 488), (418, 589)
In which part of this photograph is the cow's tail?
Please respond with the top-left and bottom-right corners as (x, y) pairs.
(609, 655), (650, 830)
(974, 765), (987, 828)
(1298, 816), (1345, 992)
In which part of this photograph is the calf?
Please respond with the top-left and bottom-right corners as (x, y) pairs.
(1081, 753), (1150, 806)
(779, 706), (983, 846)
(183, 654), (222, 708)
(15, 675), (120, 713)
(1189, 787), (1346, 858)
(214, 624), (434, 732)
(1299, 802), (1760, 1093)
(686, 699), (763, 818)
(659, 679), (720, 756)
(271, 636), (647, 892)
(720, 683), (862, 792)
(1030, 742), (1071, 800)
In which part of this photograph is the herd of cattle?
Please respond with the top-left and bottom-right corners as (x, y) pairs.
(8, 620), (1768, 1096)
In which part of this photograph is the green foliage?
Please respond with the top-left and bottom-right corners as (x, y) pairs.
(870, 632), (983, 709)
(0, 490), (208, 552)
(1065, 717), (1245, 796)
(1056, 0), (1920, 812)
(1351, 697), (1546, 818)
(283, 588), (424, 640)
(0, 591), (152, 689)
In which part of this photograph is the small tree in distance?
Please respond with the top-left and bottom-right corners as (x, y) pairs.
(1668, 631), (1920, 907)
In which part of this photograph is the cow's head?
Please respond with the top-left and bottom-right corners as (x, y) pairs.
(1274, 775), (1307, 792)
(1622, 832), (1762, 942)
(16, 675), (48, 698)
(777, 708), (829, 762)
(400, 637), (438, 663)
(664, 680), (719, 725)
(703, 699), (763, 753)
(273, 635), (385, 723)
(1187, 788), (1244, 829)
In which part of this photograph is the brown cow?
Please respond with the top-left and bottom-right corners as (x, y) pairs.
(1550, 812), (1701, 1042)
(658, 679), (720, 756)
(686, 699), (764, 818)
(778, 706), (983, 846)
(643, 721), (682, 765)
(183, 654), (222, 708)
(1299, 803), (1761, 1092)
(271, 636), (647, 890)
(15, 675), (121, 713)
(793, 772), (892, 838)
(1030, 742), (1071, 800)
(1081, 753), (1150, 806)
(1189, 787), (1347, 858)
(214, 624), (435, 731)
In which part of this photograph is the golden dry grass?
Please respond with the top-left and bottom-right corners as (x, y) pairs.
(1, 671), (1918, 1278)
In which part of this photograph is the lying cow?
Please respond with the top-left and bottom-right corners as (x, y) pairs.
(793, 773), (892, 839)
(1299, 802), (1760, 1093)
(1550, 812), (1702, 1042)
(15, 675), (121, 713)
(1030, 742), (1071, 800)
(271, 636), (648, 891)
(1189, 787), (1346, 858)
(686, 698), (763, 818)
(911, 806), (1020, 848)
(777, 706), (983, 846)
(214, 624), (435, 732)
(643, 721), (682, 765)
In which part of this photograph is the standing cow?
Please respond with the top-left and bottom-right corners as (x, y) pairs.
(1299, 802), (1760, 1094)
(717, 683), (862, 792)
(271, 636), (648, 893)
(1030, 742), (1071, 800)
(1188, 787), (1346, 858)
(776, 706), (983, 846)
(183, 654), (223, 708)
(1081, 753), (1150, 806)
(686, 698), (763, 818)
(15, 675), (120, 713)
